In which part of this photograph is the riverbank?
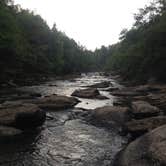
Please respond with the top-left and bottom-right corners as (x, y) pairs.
(107, 74), (166, 166)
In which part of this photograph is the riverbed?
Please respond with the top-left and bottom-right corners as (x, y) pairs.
(0, 73), (127, 166)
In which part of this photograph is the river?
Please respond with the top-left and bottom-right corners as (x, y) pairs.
(0, 73), (127, 166)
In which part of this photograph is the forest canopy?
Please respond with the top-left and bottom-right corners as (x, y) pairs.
(103, 0), (166, 83)
(0, 0), (101, 84)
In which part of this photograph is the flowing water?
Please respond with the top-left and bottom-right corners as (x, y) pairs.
(0, 73), (127, 166)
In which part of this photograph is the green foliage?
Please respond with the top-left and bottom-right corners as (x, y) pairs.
(104, 0), (166, 82)
(0, 1), (98, 83)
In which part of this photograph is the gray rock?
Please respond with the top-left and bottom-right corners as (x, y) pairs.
(71, 88), (108, 100)
(126, 116), (166, 137)
(88, 81), (111, 88)
(132, 101), (160, 119)
(34, 95), (80, 109)
(92, 106), (130, 126)
(0, 103), (46, 129)
(116, 124), (166, 166)
(111, 90), (142, 97)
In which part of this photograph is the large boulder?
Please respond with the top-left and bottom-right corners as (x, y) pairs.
(0, 103), (46, 129)
(126, 116), (166, 138)
(115, 124), (166, 166)
(71, 88), (108, 100)
(33, 95), (80, 110)
(131, 101), (161, 119)
(92, 106), (130, 127)
(88, 81), (111, 88)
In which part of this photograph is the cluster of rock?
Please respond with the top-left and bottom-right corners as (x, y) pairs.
(0, 80), (111, 141)
(106, 83), (166, 166)
(82, 82), (166, 166)
(0, 92), (79, 140)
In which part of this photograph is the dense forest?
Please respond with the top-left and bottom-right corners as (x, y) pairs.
(1, 0), (166, 85)
(102, 0), (166, 83)
(0, 0), (103, 84)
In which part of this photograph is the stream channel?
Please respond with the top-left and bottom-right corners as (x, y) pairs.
(0, 73), (127, 166)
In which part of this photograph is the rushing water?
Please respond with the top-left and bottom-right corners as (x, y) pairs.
(0, 73), (127, 166)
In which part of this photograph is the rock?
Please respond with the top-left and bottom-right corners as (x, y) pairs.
(92, 106), (130, 127)
(33, 95), (80, 110)
(113, 97), (131, 107)
(126, 116), (166, 138)
(103, 87), (120, 92)
(7, 80), (17, 88)
(0, 103), (46, 129)
(71, 88), (108, 100)
(116, 124), (166, 166)
(29, 92), (42, 98)
(111, 90), (142, 97)
(48, 84), (57, 87)
(147, 93), (166, 111)
(133, 85), (160, 93)
(88, 81), (111, 88)
(95, 95), (109, 100)
(132, 101), (160, 119)
(0, 126), (22, 139)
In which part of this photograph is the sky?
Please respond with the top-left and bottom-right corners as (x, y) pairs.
(14, 0), (151, 50)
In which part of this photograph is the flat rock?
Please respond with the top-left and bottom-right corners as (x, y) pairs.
(92, 106), (130, 126)
(132, 101), (160, 119)
(88, 81), (111, 88)
(33, 95), (80, 109)
(133, 85), (160, 93)
(71, 88), (108, 100)
(103, 87), (120, 92)
(126, 116), (166, 137)
(0, 103), (46, 129)
(147, 93), (166, 110)
(111, 90), (142, 97)
(115, 124), (166, 166)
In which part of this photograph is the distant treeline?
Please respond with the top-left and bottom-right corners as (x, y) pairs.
(100, 0), (166, 83)
(0, 0), (105, 84)
(1, 0), (166, 84)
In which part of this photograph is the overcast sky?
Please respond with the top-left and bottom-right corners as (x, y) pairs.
(14, 0), (151, 50)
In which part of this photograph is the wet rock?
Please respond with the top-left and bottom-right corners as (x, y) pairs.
(34, 95), (80, 110)
(0, 90), (41, 104)
(0, 126), (22, 139)
(147, 93), (166, 111)
(0, 103), (46, 129)
(116, 124), (166, 166)
(132, 101), (160, 119)
(48, 84), (57, 87)
(92, 106), (130, 127)
(133, 85), (160, 93)
(71, 88), (108, 100)
(88, 81), (111, 88)
(126, 116), (166, 138)
(111, 90), (142, 97)
(113, 97), (130, 107)
(103, 87), (120, 92)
